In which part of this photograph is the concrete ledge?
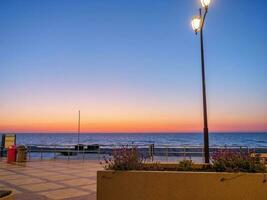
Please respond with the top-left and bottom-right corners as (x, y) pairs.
(97, 170), (267, 200)
(0, 192), (14, 200)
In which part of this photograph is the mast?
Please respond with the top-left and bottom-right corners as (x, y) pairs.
(78, 110), (80, 145)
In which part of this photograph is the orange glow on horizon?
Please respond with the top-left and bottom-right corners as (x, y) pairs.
(0, 117), (266, 133)
(0, 96), (266, 133)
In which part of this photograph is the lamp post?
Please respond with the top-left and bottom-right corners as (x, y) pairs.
(191, 0), (211, 163)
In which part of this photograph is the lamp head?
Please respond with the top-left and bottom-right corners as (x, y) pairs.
(191, 16), (202, 33)
(201, 0), (211, 9)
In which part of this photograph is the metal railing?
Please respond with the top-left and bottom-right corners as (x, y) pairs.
(1, 143), (266, 162)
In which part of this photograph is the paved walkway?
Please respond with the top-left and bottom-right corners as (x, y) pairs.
(0, 159), (101, 200)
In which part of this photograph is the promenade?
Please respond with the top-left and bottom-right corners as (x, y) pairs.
(0, 159), (101, 200)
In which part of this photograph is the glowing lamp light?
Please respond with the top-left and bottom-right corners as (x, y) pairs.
(201, 0), (211, 8)
(191, 16), (202, 33)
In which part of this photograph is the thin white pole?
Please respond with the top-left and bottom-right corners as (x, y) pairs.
(78, 110), (80, 145)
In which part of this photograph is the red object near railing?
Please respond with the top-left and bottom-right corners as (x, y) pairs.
(7, 145), (17, 163)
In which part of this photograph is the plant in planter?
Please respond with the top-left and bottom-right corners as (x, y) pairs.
(101, 146), (143, 170)
(177, 159), (194, 171)
(102, 146), (266, 173)
(102, 146), (196, 171)
(98, 147), (267, 200)
(0, 190), (13, 200)
(212, 149), (266, 173)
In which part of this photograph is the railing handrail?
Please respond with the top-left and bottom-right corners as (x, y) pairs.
(1, 143), (267, 163)
(0, 143), (261, 149)
(3, 143), (267, 149)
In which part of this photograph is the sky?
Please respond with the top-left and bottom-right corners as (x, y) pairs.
(0, 0), (266, 133)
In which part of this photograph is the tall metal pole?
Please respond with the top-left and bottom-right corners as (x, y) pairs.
(199, 8), (210, 163)
(78, 110), (80, 145)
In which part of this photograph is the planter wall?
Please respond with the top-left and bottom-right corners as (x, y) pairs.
(97, 170), (267, 200)
(0, 192), (14, 200)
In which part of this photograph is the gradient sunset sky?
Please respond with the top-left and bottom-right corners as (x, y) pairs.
(0, 0), (266, 133)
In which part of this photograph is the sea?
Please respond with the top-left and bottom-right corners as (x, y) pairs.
(1, 132), (267, 148)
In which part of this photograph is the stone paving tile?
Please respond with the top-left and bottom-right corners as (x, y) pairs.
(40, 188), (90, 200)
(61, 178), (95, 186)
(19, 169), (44, 173)
(19, 182), (65, 192)
(0, 160), (100, 200)
(80, 184), (96, 191)
(21, 172), (53, 177)
(43, 174), (75, 181)
(14, 193), (49, 200)
(4, 166), (25, 170)
(0, 184), (22, 194)
(0, 171), (16, 176)
(1, 174), (29, 180)
(4, 177), (45, 186)
(62, 169), (83, 173)
(64, 193), (96, 200)
(76, 173), (96, 178)
(65, 172), (95, 178)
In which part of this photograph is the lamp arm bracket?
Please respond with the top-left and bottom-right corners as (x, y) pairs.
(201, 8), (208, 30)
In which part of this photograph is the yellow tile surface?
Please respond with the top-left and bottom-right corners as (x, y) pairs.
(34, 172), (61, 177)
(77, 173), (96, 178)
(5, 177), (45, 186)
(44, 174), (75, 181)
(19, 182), (65, 192)
(40, 188), (89, 200)
(0, 171), (16, 176)
(61, 178), (95, 186)
(0, 174), (28, 180)
(80, 184), (96, 191)
(0, 184), (22, 194)
(0, 160), (100, 200)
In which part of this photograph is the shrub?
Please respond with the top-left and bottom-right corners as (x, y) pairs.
(102, 146), (143, 170)
(0, 190), (12, 198)
(141, 162), (165, 171)
(211, 149), (266, 173)
(101, 146), (266, 173)
(177, 159), (194, 171)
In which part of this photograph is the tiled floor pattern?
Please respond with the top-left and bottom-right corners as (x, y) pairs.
(0, 159), (101, 200)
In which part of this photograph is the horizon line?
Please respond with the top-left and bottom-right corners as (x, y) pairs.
(1, 131), (267, 134)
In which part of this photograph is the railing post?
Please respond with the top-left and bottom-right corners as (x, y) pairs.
(68, 147), (70, 161)
(98, 147), (101, 161)
(149, 144), (154, 162)
(41, 147), (43, 160)
(183, 146), (186, 159)
(166, 147), (168, 162)
(131, 142), (134, 153)
(28, 146), (31, 161)
(82, 147), (85, 161)
(202, 145), (205, 163)
(54, 146), (56, 160)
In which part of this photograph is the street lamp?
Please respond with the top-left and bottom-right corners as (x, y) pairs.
(191, 16), (202, 33)
(201, 0), (211, 8)
(191, 0), (211, 163)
